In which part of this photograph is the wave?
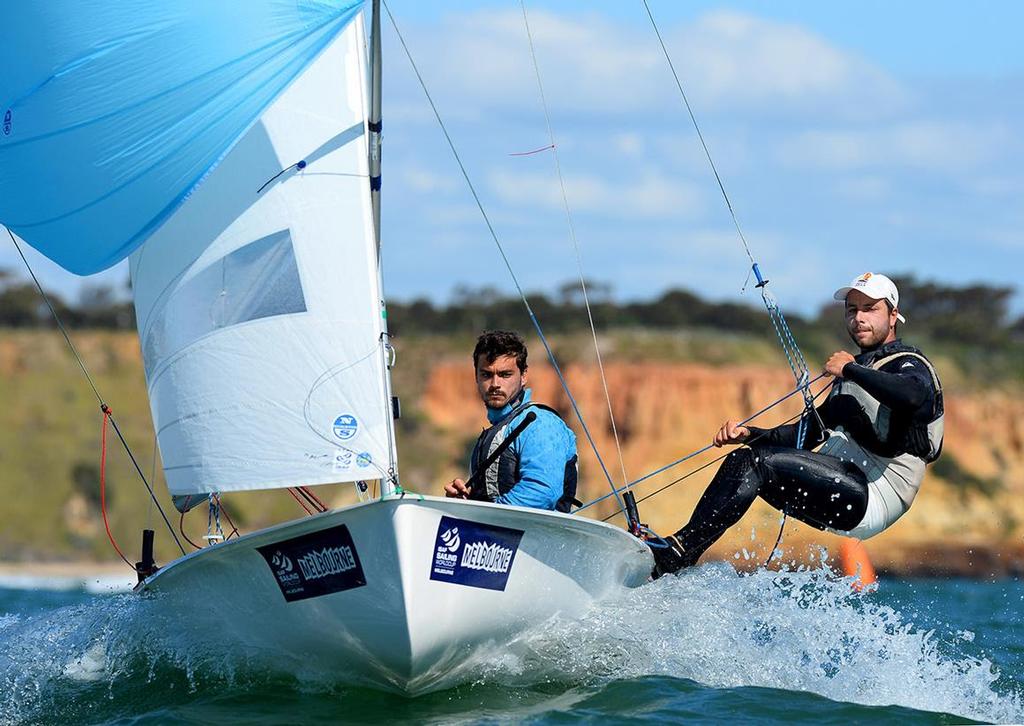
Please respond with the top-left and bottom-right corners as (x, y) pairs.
(1, 564), (1020, 724)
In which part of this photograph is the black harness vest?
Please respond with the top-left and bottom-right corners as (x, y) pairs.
(469, 399), (579, 513)
(827, 341), (944, 462)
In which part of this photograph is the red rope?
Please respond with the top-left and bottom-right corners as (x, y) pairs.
(287, 487), (314, 515)
(297, 486), (328, 513)
(179, 510), (202, 550)
(509, 143), (554, 157)
(100, 406), (132, 567)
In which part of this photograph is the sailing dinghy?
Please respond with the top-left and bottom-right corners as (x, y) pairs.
(0, 0), (652, 693)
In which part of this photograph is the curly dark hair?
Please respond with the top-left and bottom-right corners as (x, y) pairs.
(472, 330), (528, 372)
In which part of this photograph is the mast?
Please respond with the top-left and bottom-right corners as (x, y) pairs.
(369, 0), (383, 253)
(368, 0), (400, 494)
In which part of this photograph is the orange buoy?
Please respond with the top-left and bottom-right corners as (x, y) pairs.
(839, 538), (877, 591)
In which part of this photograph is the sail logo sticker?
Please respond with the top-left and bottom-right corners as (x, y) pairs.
(257, 524), (366, 602)
(429, 515), (523, 591)
(2, 109), (11, 136)
(356, 452), (372, 468)
(332, 414), (359, 441)
(333, 449), (354, 472)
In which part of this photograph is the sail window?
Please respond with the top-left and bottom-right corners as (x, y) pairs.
(143, 230), (306, 372)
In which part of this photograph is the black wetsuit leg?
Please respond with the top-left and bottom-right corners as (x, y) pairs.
(666, 447), (869, 568)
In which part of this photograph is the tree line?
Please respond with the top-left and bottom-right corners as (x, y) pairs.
(2, 268), (1022, 351)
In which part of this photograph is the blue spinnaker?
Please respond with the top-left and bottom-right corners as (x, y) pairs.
(0, 0), (363, 275)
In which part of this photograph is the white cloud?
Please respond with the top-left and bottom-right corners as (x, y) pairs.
(487, 168), (703, 219)
(670, 11), (907, 115)
(780, 120), (1015, 172)
(394, 8), (906, 119)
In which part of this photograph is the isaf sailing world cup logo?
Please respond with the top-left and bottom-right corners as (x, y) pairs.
(271, 551), (293, 573)
(440, 526), (461, 553)
(430, 516), (524, 591)
(257, 524), (366, 602)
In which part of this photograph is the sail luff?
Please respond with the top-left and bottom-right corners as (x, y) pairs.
(367, 0), (400, 494)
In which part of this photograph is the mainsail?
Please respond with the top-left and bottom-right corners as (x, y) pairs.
(1, 1), (397, 496)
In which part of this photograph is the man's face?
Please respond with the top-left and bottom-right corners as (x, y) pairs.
(475, 354), (527, 410)
(845, 289), (898, 350)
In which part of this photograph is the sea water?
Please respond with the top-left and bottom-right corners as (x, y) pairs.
(1, 565), (1021, 725)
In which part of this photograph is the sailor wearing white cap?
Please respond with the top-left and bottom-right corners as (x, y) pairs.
(832, 272), (906, 323)
(650, 273), (944, 576)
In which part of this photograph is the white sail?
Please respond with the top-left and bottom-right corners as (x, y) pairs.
(130, 15), (394, 496)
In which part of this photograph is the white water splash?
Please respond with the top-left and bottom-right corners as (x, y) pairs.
(1, 567), (1021, 724)
(479, 564), (1023, 723)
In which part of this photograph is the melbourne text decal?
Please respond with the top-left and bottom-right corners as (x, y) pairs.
(430, 515), (524, 591)
(257, 523), (366, 602)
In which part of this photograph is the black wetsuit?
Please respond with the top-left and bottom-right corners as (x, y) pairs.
(656, 339), (938, 572)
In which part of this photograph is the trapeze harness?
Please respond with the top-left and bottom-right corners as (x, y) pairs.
(469, 398), (579, 513)
(666, 341), (944, 567)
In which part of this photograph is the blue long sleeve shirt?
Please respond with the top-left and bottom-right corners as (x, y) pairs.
(478, 389), (577, 510)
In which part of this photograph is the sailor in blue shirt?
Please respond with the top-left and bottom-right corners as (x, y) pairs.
(444, 330), (579, 511)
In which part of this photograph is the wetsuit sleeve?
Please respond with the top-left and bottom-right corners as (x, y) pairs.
(493, 412), (573, 510)
(840, 359), (930, 412)
(746, 400), (830, 450)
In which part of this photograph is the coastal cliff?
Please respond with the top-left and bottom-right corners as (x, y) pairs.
(1, 330), (1021, 576)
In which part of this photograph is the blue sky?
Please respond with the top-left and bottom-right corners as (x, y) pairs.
(4, 1), (1022, 318)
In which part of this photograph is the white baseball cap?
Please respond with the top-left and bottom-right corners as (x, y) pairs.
(833, 272), (906, 323)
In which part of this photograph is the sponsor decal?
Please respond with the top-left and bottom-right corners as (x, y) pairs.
(429, 515), (524, 591)
(356, 451), (372, 468)
(257, 524), (366, 602)
(2, 109), (11, 136)
(332, 414), (359, 441)
(332, 448), (354, 472)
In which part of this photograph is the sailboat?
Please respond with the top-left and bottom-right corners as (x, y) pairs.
(0, 1), (651, 693)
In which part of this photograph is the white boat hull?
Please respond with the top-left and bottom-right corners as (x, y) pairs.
(141, 495), (652, 694)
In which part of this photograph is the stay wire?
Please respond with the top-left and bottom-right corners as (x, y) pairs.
(600, 379), (832, 523)
(7, 226), (186, 557)
(643, 3), (824, 456)
(519, 0), (631, 493)
(576, 372), (826, 512)
(641, 0), (753, 264)
(7, 227), (104, 403)
(384, 0), (627, 511)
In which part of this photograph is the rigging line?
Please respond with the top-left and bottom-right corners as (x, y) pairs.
(641, 0), (753, 265)
(7, 227), (104, 404)
(519, 0), (631, 495)
(7, 226), (185, 556)
(576, 372), (827, 512)
(601, 380), (832, 523)
(288, 488), (315, 515)
(104, 406), (187, 555)
(383, 0), (626, 511)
